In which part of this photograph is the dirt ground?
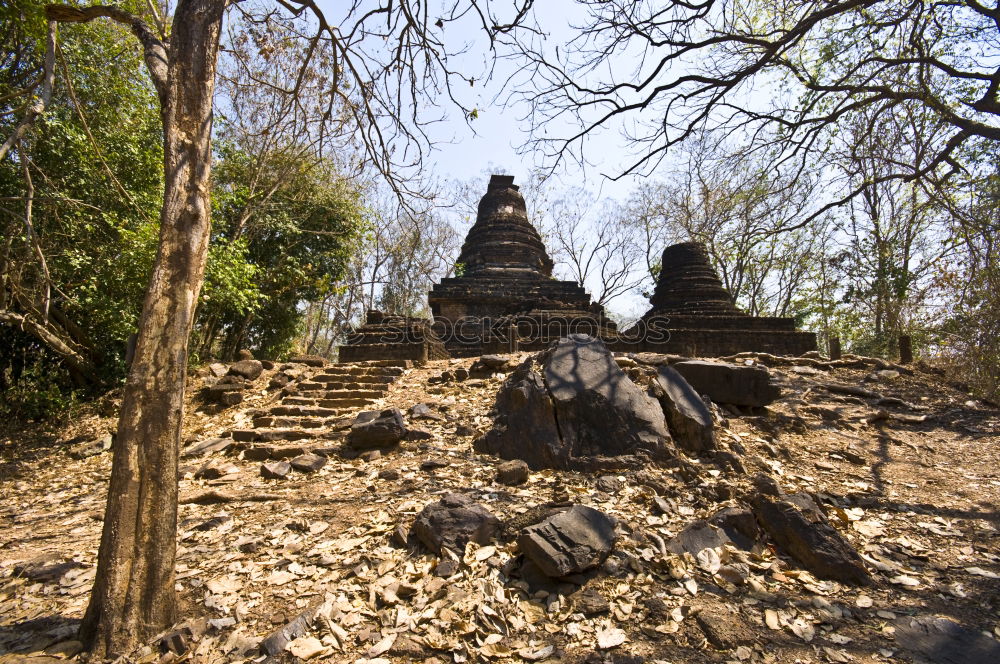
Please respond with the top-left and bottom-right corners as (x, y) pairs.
(1, 352), (998, 664)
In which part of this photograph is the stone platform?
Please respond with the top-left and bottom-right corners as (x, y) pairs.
(337, 311), (448, 363)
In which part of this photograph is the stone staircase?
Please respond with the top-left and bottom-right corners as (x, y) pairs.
(225, 360), (411, 451)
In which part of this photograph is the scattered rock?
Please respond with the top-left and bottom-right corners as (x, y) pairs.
(894, 615), (1000, 664)
(228, 359), (263, 381)
(496, 459), (530, 485)
(517, 504), (617, 578)
(378, 468), (400, 481)
(410, 403), (444, 421)
(594, 475), (623, 494)
(708, 506), (759, 550)
(694, 604), (756, 649)
(290, 453), (326, 473)
(433, 559), (460, 577)
(347, 409), (407, 449)
(470, 354), (512, 377)
(405, 428), (434, 441)
(410, 493), (501, 555)
(454, 368), (470, 381)
(751, 490), (872, 585)
(420, 458), (449, 472)
(193, 460), (239, 480)
(360, 450), (382, 462)
(574, 588), (611, 616)
(476, 335), (673, 469)
(387, 635), (428, 659)
(260, 461), (292, 480)
(654, 366), (717, 453)
(672, 360), (781, 407)
(259, 601), (325, 656)
(208, 362), (228, 377)
(454, 423), (477, 437)
(666, 520), (731, 556)
(268, 373), (292, 389)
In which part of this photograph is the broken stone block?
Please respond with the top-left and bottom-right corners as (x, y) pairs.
(751, 492), (871, 585)
(672, 360), (781, 407)
(181, 437), (233, 458)
(260, 461), (291, 480)
(517, 504), (617, 578)
(228, 359), (263, 381)
(410, 493), (500, 555)
(290, 453), (326, 473)
(496, 459), (530, 485)
(347, 409), (407, 449)
(288, 355), (327, 367)
(654, 365), (716, 453)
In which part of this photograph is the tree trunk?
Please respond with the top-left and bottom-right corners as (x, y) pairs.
(78, 1), (226, 657)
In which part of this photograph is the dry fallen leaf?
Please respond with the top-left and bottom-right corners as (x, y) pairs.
(596, 626), (627, 649)
(789, 618), (815, 642)
(764, 609), (780, 630)
(518, 644), (555, 661)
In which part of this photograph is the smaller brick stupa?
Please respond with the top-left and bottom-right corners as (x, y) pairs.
(618, 242), (816, 356)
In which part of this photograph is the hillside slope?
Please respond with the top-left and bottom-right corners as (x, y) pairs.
(1, 351), (998, 664)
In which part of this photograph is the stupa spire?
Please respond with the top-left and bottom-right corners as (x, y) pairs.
(454, 174), (554, 277)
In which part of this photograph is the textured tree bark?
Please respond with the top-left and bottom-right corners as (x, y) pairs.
(72, 1), (228, 657)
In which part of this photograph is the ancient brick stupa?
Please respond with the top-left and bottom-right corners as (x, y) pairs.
(428, 174), (614, 356)
(619, 242), (816, 356)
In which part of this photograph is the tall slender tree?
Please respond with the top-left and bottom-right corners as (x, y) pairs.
(37, 0), (532, 656)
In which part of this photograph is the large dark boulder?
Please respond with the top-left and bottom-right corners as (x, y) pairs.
(347, 409), (407, 449)
(654, 366), (716, 453)
(475, 335), (672, 469)
(410, 493), (500, 555)
(517, 505), (617, 578)
(672, 360), (780, 407)
(474, 367), (565, 468)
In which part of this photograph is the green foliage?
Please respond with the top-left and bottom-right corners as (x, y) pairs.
(0, 328), (79, 421)
(193, 142), (365, 359)
(1, 2), (163, 408)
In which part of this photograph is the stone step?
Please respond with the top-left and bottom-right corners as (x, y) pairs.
(340, 359), (413, 368)
(252, 415), (349, 429)
(308, 374), (395, 385)
(297, 380), (391, 392)
(322, 366), (405, 377)
(238, 439), (346, 461)
(283, 391), (383, 404)
(322, 397), (378, 407)
(231, 428), (321, 443)
(269, 405), (346, 417)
